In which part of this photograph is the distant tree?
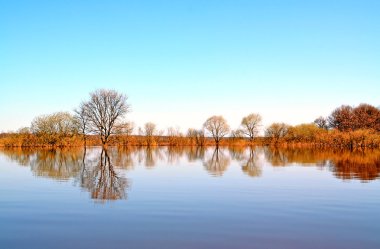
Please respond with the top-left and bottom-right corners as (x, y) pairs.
(74, 103), (90, 146)
(314, 116), (328, 130)
(265, 123), (290, 143)
(187, 128), (198, 145)
(352, 103), (380, 131)
(187, 128), (205, 146)
(143, 122), (157, 146)
(114, 121), (135, 146)
(240, 113), (262, 142)
(230, 129), (244, 141)
(203, 115), (230, 147)
(144, 122), (156, 137)
(114, 121), (134, 136)
(167, 127), (182, 146)
(17, 127), (31, 134)
(327, 104), (380, 132)
(31, 112), (78, 146)
(79, 89), (130, 146)
(287, 123), (324, 142)
(327, 105), (354, 131)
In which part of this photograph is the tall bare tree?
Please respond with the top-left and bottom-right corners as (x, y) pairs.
(79, 89), (130, 146)
(241, 113), (262, 142)
(203, 115), (230, 147)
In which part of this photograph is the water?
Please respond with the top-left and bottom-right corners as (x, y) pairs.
(0, 146), (379, 249)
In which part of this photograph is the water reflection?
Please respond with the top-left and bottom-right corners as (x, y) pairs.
(1, 146), (380, 202)
(203, 148), (230, 176)
(186, 146), (205, 162)
(262, 147), (380, 181)
(241, 147), (262, 178)
(78, 149), (129, 202)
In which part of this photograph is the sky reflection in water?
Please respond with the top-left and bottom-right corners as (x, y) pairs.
(0, 146), (379, 249)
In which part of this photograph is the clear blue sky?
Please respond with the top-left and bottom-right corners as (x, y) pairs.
(1, 0), (379, 132)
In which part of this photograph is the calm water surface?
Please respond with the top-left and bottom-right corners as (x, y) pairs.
(0, 147), (379, 249)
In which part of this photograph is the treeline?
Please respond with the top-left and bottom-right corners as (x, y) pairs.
(0, 89), (379, 148)
(264, 104), (380, 148)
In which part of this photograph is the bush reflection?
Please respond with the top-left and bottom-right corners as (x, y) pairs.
(1, 146), (379, 202)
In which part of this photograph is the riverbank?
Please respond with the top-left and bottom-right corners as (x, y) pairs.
(1, 128), (380, 149)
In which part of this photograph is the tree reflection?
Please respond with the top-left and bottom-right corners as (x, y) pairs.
(109, 147), (136, 170)
(229, 146), (246, 161)
(79, 149), (129, 202)
(0, 148), (35, 166)
(264, 147), (380, 181)
(186, 146), (205, 162)
(329, 151), (380, 181)
(30, 149), (82, 180)
(203, 148), (230, 176)
(0, 148), (129, 202)
(264, 147), (288, 166)
(241, 147), (262, 177)
(1, 146), (380, 191)
(166, 146), (185, 164)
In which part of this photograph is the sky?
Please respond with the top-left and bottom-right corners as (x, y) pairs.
(1, 0), (379, 133)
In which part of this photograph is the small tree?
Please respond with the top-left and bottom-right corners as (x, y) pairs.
(74, 103), (89, 146)
(265, 123), (290, 143)
(230, 129), (244, 142)
(144, 122), (157, 146)
(203, 115), (230, 147)
(314, 116), (328, 130)
(31, 112), (78, 146)
(187, 128), (205, 146)
(241, 113), (262, 142)
(327, 105), (353, 131)
(114, 121), (134, 146)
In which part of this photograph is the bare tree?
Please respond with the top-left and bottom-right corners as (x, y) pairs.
(187, 128), (205, 146)
(144, 122), (156, 137)
(80, 89), (130, 146)
(241, 113), (262, 142)
(31, 112), (78, 146)
(314, 116), (328, 130)
(203, 115), (230, 147)
(167, 126), (182, 146)
(74, 103), (89, 146)
(265, 123), (290, 143)
(143, 122), (157, 146)
(230, 129), (244, 142)
(114, 121), (134, 146)
(114, 121), (134, 136)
